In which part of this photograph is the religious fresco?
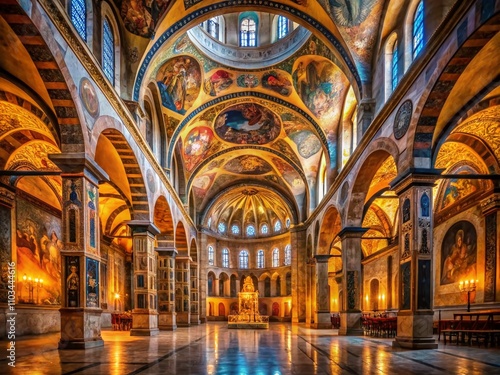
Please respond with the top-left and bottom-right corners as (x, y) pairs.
(237, 74), (259, 88)
(454, 111), (500, 161)
(214, 103), (281, 145)
(261, 71), (292, 96)
(440, 221), (477, 286)
(288, 130), (322, 159)
(438, 165), (481, 211)
(292, 58), (345, 122)
(119, 0), (170, 38)
(272, 158), (305, 195)
(16, 197), (62, 305)
(6, 141), (60, 171)
(156, 56), (202, 114)
(223, 155), (273, 175)
(86, 183), (98, 254)
(270, 140), (302, 166)
(182, 126), (214, 171)
(0, 101), (53, 137)
(192, 172), (217, 198)
(79, 77), (99, 119)
(204, 70), (234, 96)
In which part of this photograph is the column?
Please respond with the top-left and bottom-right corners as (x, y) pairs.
(128, 221), (160, 336)
(190, 262), (200, 325)
(357, 98), (375, 139)
(391, 169), (440, 349)
(157, 242), (177, 330)
(290, 224), (307, 323)
(49, 153), (108, 349)
(338, 227), (366, 336)
(0, 185), (15, 338)
(214, 278), (220, 297)
(175, 256), (191, 326)
(311, 255), (332, 329)
(480, 192), (500, 302)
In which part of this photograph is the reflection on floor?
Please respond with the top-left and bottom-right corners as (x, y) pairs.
(1, 322), (500, 374)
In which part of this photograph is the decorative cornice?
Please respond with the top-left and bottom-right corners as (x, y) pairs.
(36, 0), (193, 227)
(389, 168), (444, 195)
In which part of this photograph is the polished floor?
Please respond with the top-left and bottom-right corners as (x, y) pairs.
(2, 322), (500, 374)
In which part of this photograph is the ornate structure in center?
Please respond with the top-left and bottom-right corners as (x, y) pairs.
(228, 277), (269, 329)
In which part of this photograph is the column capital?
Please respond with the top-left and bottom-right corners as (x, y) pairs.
(481, 193), (500, 216)
(156, 246), (178, 257)
(127, 220), (160, 235)
(0, 184), (15, 207)
(314, 254), (332, 263)
(390, 168), (444, 195)
(337, 226), (368, 239)
(49, 152), (108, 184)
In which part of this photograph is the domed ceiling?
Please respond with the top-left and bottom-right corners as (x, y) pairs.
(121, 0), (386, 234)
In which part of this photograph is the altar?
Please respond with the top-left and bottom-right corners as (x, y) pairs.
(228, 276), (269, 329)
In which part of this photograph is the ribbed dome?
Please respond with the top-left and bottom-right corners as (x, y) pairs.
(205, 186), (291, 238)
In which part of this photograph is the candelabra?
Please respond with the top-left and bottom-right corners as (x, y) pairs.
(459, 279), (477, 312)
(22, 274), (44, 304)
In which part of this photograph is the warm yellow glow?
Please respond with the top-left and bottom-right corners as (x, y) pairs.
(114, 293), (120, 299)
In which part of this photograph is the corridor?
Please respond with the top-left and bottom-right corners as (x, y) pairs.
(2, 322), (500, 374)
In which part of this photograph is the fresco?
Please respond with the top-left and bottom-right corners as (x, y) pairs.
(182, 126), (214, 171)
(288, 130), (322, 158)
(204, 70), (234, 96)
(271, 140), (302, 166)
(292, 58), (343, 121)
(439, 166), (480, 211)
(16, 198), (61, 305)
(214, 103), (281, 145)
(262, 71), (292, 96)
(440, 221), (477, 286)
(156, 56), (201, 114)
(272, 158), (305, 195)
(224, 155), (273, 175)
(119, 0), (170, 38)
(237, 74), (259, 88)
(327, 0), (378, 27)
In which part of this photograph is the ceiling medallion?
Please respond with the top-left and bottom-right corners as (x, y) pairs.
(242, 188), (259, 196)
(393, 100), (413, 140)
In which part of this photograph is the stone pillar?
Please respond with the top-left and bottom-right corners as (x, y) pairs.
(128, 221), (160, 336)
(175, 256), (191, 326)
(357, 98), (375, 139)
(214, 278), (220, 297)
(49, 153), (108, 349)
(312, 255), (332, 329)
(157, 243), (177, 330)
(391, 169), (440, 349)
(290, 224), (307, 323)
(338, 227), (366, 336)
(190, 262), (200, 325)
(480, 192), (500, 302)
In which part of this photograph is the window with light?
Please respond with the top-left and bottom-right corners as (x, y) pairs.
(240, 18), (256, 47)
(208, 245), (214, 266)
(102, 18), (114, 85)
(413, 1), (424, 58)
(391, 41), (398, 91)
(208, 17), (220, 40)
(272, 248), (279, 268)
(246, 224), (255, 236)
(222, 248), (229, 268)
(218, 222), (226, 234)
(257, 250), (264, 268)
(70, 0), (87, 41)
(277, 16), (289, 39)
(261, 224), (269, 235)
(284, 245), (291, 266)
(274, 220), (282, 232)
(239, 250), (249, 269)
(231, 224), (240, 235)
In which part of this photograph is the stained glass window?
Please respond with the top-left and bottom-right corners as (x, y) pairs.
(284, 245), (291, 265)
(257, 250), (264, 268)
(413, 1), (424, 58)
(272, 248), (280, 267)
(218, 222), (226, 233)
(392, 41), (398, 91)
(274, 220), (282, 232)
(246, 224), (255, 236)
(231, 224), (240, 235)
(222, 248), (229, 268)
(239, 250), (249, 269)
(70, 0), (87, 41)
(261, 224), (268, 235)
(102, 18), (114, 85)
(277, 16), (289, 39)
(208, 246), (214, 266)
(240, 18), (256, 47)
(208, 17), (219, 40)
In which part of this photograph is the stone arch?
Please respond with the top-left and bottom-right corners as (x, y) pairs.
(190, 237), (198, 262)
(175, 221), (188, 254)
(317, 206), (342, 255)
(153, 195), (174, 241)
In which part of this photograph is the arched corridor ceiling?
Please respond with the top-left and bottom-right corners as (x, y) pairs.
(127, 0), (386, 229)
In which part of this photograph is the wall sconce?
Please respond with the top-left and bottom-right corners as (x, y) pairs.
(459, 279), (477, 312)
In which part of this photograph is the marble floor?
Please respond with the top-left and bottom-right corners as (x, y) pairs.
(1, 322), (500, 375)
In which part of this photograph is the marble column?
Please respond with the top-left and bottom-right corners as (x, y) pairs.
(311, 255), (332, 329)
(391, 169), (439, 349)
(190, 262), (200, 325)
(49, 153), (108, 349)
(128, 221), (160, 336)
(480, 192), (500, 303)
(290, 224), (307, 323)
(157, 243), (177, 330)
(338, 227), (366, 336)
(214, 278), (220, 297)
(175, 256), (191, 326)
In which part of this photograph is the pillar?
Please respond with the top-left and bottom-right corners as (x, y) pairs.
(338, 227), (366, 336)
(175, 256), (191, 326)
(290, 224), (307, 323)
(311, 255), (332, 329)
(157, 242), (177, 330)
(128, 221), (160, 336)
(190, 262), (200, 325)
(357, 98), (375, 139)
(391, 169), (440, 349)
(480, 192), (500, 302)
(49, 153), (108, 349)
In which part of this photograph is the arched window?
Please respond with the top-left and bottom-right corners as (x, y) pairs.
(222, 248), (229, 268)
(231, 224), (240, 235)
(218, 222), (226, 234)
(208, 245), (214, 266)
(277, 16), (289, 39)
(208, 17), (220, 40)
(240, 18), (256, 47)
(286, 218), (290, 228)
(274, 220), (282, 232)
(70, 0), (87, 41)
(246, 224), (255, 237)
(412, 1), (424, 58)
(284, 245), (291, 266)
(257, 250), (264, 268)
(102, 17), (115, 85)
(261, 224), (269, 235)
(391, 41), (398, 91)
(272, 248), (279, 268)
(239, 250), (249, 269)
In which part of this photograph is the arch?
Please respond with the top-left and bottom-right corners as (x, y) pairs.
(207, 271), (216, 296)
(153, 196), (174, 237)
(175, 221), (188, 254)
(384, 32), (399, 101)
(190, 237), (197, 262)
(218, 302), (225, 317)
(318, 206), (342, 255)
(403, 0), (424, 71)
